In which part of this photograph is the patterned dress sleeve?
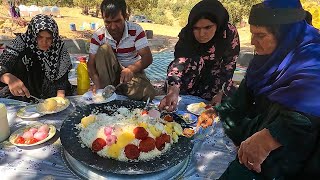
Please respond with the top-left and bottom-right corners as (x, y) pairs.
(55, 46), (71, 91)
(54, 72), (70, 91)
(166, 57), (193, 88)
(220, 24), (240, 94)
(0, 36), (25, 76)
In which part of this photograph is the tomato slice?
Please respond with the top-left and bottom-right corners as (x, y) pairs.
(14, 136), (25, 144)
(25, 138), (39, 144)
(92, 138), (107, 152)
(141, 110), (148, 115)
(163, 114), (173, 122)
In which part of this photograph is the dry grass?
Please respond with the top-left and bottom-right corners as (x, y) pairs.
(238, 26), (253, 51)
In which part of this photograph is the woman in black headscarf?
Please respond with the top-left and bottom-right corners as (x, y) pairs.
(0, 14), (72, 102)
(159, 0), (240, 111)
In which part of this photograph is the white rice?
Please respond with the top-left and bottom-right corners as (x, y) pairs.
(77, 107), (181, 161)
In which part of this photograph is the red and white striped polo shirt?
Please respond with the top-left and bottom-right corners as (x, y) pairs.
(89, 21), (149, 67)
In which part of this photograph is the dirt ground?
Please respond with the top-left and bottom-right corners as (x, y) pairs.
(0, 6), (253, 51)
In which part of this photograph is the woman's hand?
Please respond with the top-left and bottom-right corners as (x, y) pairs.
(210, 91), (223, 106)
(3, 73), (30, 97)
(57, 90), (65, 98)
(158, 91), (179, 112)
(238, 128), (281, 173)
(159, 85), (180, 112)
(197, 108), (217, 128)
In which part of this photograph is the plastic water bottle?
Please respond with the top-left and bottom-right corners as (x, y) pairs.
(0, 103), (10, 142)
(77, 57), (90, 95)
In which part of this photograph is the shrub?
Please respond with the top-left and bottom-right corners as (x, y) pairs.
(147, 8), (173, 26)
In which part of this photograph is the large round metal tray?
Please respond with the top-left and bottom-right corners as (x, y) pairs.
(61, 148), (191, 180)
(60, 100), (194, 174)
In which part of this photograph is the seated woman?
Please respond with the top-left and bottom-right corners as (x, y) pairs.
(198, 0), (320, 179)
(0, 14), (72, 102)
(159, 0), (240, 111)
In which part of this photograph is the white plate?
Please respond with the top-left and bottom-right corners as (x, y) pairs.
(82, 89), (117, 104)
(36, 97), (70, 114)
(9, 123), (56, 147)
(17, 105), (44, 119)
(176, 110), (198, 124)
(187, 103), (207, 115)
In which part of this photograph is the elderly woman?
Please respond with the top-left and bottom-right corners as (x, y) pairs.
(0, 14), (72, 102)
(159, 0), (240, 111)
(198, 0), (320, 179)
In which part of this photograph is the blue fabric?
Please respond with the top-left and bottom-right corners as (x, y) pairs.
(246, 0), (320, 117)
(264, 0), (302, 8)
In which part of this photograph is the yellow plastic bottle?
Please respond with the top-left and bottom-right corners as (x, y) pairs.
(77, 57), (90, 95)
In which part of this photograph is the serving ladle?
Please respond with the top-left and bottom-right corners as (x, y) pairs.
(102, 84), (123, 99)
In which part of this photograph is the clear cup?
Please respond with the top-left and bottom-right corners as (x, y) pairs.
(0, 103), (10, 142)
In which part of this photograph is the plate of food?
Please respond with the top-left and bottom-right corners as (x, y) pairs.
(186, 102), (211, 115)
(82, 89), (117, 104)
(175, 110), (198, 124)
(9, 123), (56, 147)
(16, 97), (70, 119)
(36, 97), (70, 114)
(17, 105), (44, 119)
(60, 100), (194, 174)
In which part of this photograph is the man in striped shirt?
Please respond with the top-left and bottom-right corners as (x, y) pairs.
(88, 0), (155, 101)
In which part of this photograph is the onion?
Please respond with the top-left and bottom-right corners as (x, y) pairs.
(28, 128), (38, 135)
(105, 135), (117, 146)
(148, 109), (161, 119)
(104, 126), (113, 136)
(38, 124), (49, 133)
(22, 131), (33, 139)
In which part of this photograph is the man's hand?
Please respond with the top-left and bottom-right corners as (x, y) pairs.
(91, 82), (101, 95)
(2, 73), (30, 97)
(197, 108), (217, 128)
(238, 128), (281, 173)
(87, 54), (101, 94)
(120, 68), (134, 83)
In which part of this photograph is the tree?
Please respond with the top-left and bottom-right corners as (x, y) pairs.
(73, 0), (97, 15)
(126, 0), (158, 14)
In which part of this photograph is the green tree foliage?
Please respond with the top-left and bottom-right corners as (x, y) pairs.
(221, 0), (262, 25)
(8, 0), (268, 26)
(18, 0), (73, 6)
(171, 0), (200, 27)
(73, 0), (100, 15)
(126, 0), (158, 14)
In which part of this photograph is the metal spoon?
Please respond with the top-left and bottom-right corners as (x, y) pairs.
(29, 95), (45, 103)
(102, 83), (123, 99)
(144, 97), (150, 109)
